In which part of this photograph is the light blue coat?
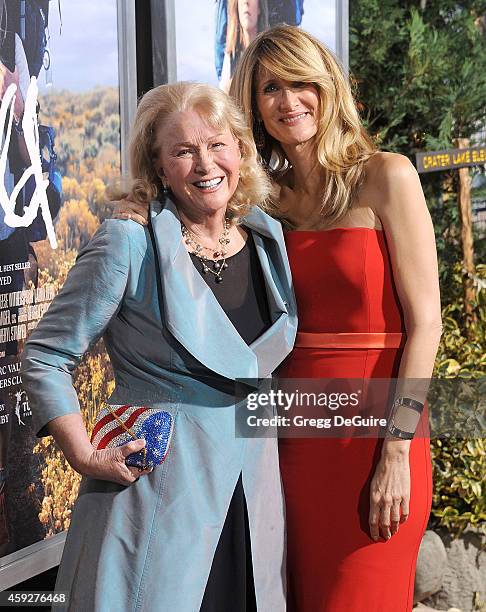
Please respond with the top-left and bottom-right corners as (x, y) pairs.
(21, 196), (297, 612)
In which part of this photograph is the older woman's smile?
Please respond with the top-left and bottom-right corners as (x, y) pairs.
(192, 177), (224, 190)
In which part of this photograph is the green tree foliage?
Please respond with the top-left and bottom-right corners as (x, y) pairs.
(350, 0), (486, 307)
(350, 1), (486, 151)
(350, 1), (486, 271)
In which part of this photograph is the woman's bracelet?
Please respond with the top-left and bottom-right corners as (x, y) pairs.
(387, 396), (424, 440)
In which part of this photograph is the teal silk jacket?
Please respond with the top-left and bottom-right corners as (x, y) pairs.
(21, 196), (297, 612)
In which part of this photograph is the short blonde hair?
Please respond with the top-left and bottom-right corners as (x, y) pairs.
(230, 25), (376, 226)
(127, 81), (272, 219)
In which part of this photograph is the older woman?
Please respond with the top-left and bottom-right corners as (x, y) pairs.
(21, 82), (297, 612)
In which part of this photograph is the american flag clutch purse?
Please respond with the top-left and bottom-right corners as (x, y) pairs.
(90, 404), (174, 470)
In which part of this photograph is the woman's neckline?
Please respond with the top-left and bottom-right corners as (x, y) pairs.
(285, 226), (384, 234)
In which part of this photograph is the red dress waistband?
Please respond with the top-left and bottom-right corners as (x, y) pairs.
(294, 332), (406, 349)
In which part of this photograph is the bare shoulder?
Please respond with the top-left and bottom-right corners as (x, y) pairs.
(365, 151), (418, 186)
(360, 152), (423, 217)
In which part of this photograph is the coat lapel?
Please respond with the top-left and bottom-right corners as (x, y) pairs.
(150, 196), (297, 381)
(242, 207), (297, 377)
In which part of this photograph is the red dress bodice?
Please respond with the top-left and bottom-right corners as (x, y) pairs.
(285, 228), (404, 334)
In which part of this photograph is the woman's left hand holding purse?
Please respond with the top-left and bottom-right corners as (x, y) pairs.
(47, 413), (153, 486)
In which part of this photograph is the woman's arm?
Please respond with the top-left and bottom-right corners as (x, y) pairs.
(21, 220), (150, 484)
(367, 152), (442, 541)
(375, 154), (442, 377)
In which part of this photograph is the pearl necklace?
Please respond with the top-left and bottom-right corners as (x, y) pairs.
(181, 218), (231, 283)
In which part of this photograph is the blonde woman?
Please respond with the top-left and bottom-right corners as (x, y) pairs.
(21, 82), (297, 611)
(116, 25), (442, 612)
(230, 26), (442, 611)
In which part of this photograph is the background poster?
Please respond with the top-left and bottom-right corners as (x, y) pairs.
(0, 0), (120, 557)
(175, 0), (336, 89)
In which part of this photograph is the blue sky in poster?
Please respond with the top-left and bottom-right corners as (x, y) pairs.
(175, 0), (336, 84)
(38, 0), (118, 93)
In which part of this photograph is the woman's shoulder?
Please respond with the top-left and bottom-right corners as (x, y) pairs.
(364, 151), (418, 185)
(85, 218), (150, 261)
(360, 152), (420, 212)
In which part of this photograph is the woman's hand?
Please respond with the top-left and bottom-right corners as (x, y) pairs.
(112, 198), (149, 226)
(369, 441), (410, 542)
(45, 414), (152, 486)
(73, 438), (153, 486)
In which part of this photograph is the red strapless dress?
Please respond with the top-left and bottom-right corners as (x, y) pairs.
(278, 229), (432, 612)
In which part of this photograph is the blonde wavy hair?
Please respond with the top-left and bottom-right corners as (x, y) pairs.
(230, 25), (377, 226)
(119, 82), (272, 219)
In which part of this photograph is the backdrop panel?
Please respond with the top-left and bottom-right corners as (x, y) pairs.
(0, 0), (134, 586)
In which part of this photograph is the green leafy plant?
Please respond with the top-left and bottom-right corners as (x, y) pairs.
(431, 265), (485, 534)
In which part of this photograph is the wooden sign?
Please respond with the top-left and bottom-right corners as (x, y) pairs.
(416, 138), (480, 329)
(416, 146), (486, 173)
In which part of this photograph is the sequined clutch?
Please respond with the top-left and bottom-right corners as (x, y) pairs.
(90, 404), (174, 470)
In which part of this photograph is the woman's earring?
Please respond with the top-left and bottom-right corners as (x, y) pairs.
(255, 120), (265, 150)
(161, 177), (169, 192)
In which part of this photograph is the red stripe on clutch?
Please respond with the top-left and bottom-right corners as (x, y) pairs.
(91, 404), (131, 439)
(96, 406), (148, 449)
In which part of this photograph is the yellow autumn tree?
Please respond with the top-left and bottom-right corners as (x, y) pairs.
(56, 198), (99, 252)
